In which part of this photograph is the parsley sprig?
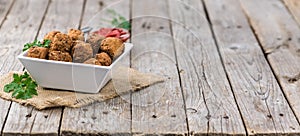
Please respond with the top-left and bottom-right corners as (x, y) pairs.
(23, 39), (51, 51)
(107, 9), (131, 30)
(4, 72), (38, 100)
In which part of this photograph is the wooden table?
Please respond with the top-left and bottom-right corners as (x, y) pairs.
(0, 0), (300, 135)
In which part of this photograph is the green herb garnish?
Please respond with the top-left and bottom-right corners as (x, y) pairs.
(4, 72), (38, 100)
(107, 9), (131, 30)
(23, 39), (51, 51)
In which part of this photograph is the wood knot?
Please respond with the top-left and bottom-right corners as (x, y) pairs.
(206, 114), (211, 120)
(223, 115), (229, 119)
(152, 115), (157, 118)
(279, 113), (284, 117)
(25, 114), (32, 118)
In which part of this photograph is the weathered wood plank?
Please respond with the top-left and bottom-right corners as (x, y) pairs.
(0, 100), (10, 135)
(0, 0), (49, 135)
(61, 99), (132, 136)
(3, 105), (62, 136)
(168, 0), (246, 135)
(131, 0), (188, 135)
(0, 0), (14, 28)
(240, 0), (300, 125)
(3, 0), (84, 135)
(37, 0), (84, 39)
(0, 0), (15, 132)
(283, 0), (300, 26)
(61, 0), (132, 135)
(205, 0), (300, 135)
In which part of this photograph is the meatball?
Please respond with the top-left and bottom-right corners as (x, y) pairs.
(83, 58), (101, 66)
(27, 46), (49, 59)
(87, 33), (105, 55)
(71, 40), (93, 63)
(95, 52), (112, 66)
(49, 51), (72, 62)
(49, 33), (72, 52)
(100, 37), (124, 59)
(68, 29), (84, 41)
(44, 31), (61, 42)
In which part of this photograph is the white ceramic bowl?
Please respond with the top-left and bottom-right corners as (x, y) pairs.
(18, 43), (133, 93)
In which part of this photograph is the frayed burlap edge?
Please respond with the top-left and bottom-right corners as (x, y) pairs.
(0, 68), (164, 110)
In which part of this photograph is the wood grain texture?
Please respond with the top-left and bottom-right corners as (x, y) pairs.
(0, 0), (15, 132)
(37, 0), (84, 39)
(131, 0), (188, 135)
(0, 0), (14, 28)
(205, 0), (300, 135)
(0, 99), (10, 135)
(61, 99), (132, 136)
(169, 0), (246, 135)
(80, 0), (123, 28)
(0, 0), (50, 135)
(3, 105), (62, 136)
(240, 0), (300, 124)
(61, 0), (132, 135)
(283, 0), (300, 25)
(3, 0), (84, 135)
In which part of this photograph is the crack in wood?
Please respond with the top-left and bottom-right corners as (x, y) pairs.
(0, 0), (15, 29)
(265, 100), (278, 134)
(29, 113), (37, 135)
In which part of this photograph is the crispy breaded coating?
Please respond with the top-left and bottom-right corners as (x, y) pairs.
(49, 51), (72, 62)
(95, 52), (112, 66)
(49, 33), (72, 52)
(71, 40), (93, 63)
(87, 33), (105, 55)
(83, 58), (101, 66)
(100, 37), (124, 59)
(44, 31), (61, 42)
(27, 46), (49, 59)
(68, 29), (84, 41)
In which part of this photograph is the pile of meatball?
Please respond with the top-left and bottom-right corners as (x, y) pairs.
(27, 29), (125, 66)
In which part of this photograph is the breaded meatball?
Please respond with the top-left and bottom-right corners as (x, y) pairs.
(71, 40), (93, 63)
(27, 46), (49, 59)
(100, 37), (124, 59)
(49, 51), (72, 62)
(68, 29), (84, 41)
(44, 31), (61, 42)
(95, 52), (112, 66)
(87, 33), (105, 55)
(49, 33), (72, 52)
(83, 58), (101, 66)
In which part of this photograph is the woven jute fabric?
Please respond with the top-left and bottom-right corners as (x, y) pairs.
(0, 68), (164, 110)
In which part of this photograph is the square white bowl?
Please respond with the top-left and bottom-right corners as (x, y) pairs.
(18, 43), (133, 93)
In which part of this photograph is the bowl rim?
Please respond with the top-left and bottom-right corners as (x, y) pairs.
(18, 43), (133, 70)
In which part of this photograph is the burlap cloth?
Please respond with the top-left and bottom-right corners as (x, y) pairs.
(0, 68), (164, 110)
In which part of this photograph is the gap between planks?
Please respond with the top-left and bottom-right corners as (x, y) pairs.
(0, 0), (15, 29)
(241, 0), (300, 126)
(0, 0), (16, 135)
(200, 0), (249, 135)
(167, 1), (190, 135)
(239, 0), (300, 125)
(0, 0), (50, 135)
(1, 0), (85, 135)
(60, 0), (132, 135)
(282, 0), (300, 27)
(168, 0), (246, 135)
(206, 1), (297, 134)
